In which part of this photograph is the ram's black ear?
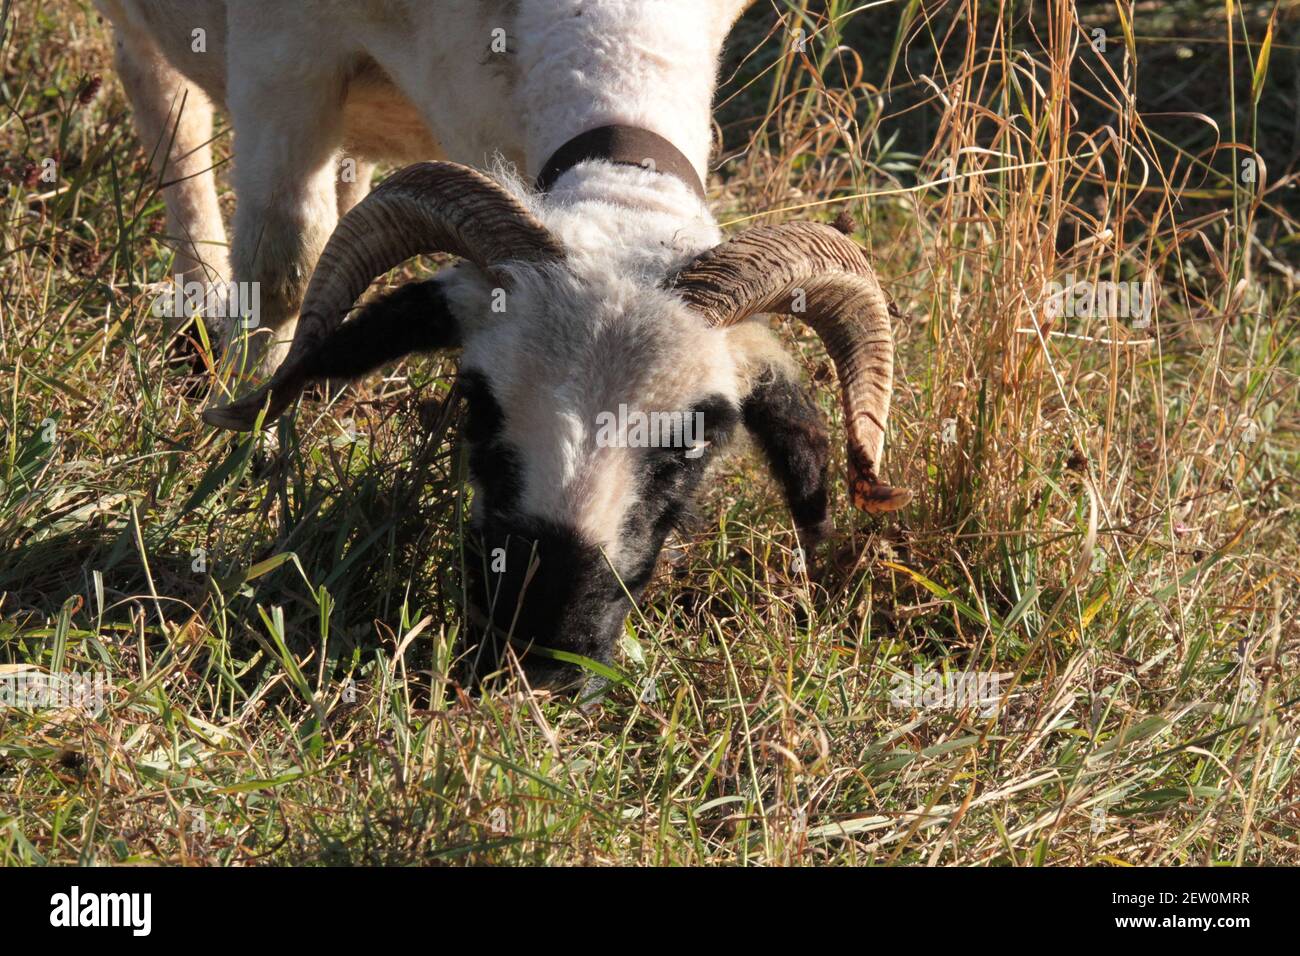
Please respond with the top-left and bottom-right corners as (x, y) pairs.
(303, 278), (461, 382)
(741, 367), (832, 549)
(204, 278), (463, 431)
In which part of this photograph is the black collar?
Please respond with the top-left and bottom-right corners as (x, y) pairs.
(536, 125), (707, 200)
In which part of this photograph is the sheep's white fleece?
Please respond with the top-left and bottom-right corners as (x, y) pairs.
(95, 0), (750, 344)
(97, 0), (792, 568)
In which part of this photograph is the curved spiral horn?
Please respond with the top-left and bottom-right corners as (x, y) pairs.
(204, 162), (564, 431)
(672, 221), (910, 513)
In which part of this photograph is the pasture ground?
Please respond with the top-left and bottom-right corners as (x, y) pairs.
(1, 0), (1297, 864)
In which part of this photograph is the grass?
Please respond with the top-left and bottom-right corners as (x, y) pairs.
(1, 0), (1297, 865)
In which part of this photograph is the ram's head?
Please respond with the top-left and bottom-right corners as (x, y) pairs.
(205, 163), (909, 690)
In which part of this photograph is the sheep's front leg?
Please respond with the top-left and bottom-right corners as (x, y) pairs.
(111, 25), (228, 298)
(219, 56), (344, 386)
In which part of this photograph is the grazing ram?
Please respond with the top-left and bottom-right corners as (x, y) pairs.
(98, 0), (911, 688)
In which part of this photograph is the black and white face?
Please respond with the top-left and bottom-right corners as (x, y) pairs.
(202, 167), (900, 694)
(452, 275), (754, 689)
(212, 247), (836, 693)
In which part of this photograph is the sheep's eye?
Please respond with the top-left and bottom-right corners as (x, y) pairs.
(643, 398), (738, 483)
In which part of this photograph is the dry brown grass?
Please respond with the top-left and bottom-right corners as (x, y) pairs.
(1, 0), (1297, 865)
